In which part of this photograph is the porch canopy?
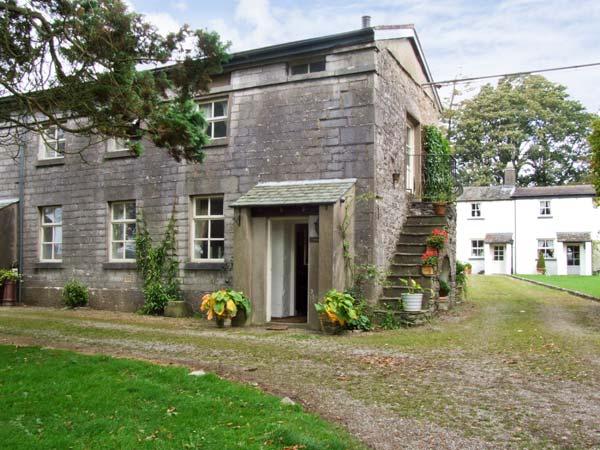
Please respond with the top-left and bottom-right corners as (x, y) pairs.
(230, 178), (357, 208)
(557, 232), (591, 243)
(484, 233), (513, 244)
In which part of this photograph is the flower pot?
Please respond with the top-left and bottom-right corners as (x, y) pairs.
(536, 268), (545, 275)
(426, 246), (439, 255)
(402, 293), (423, 312)
(215, 317), (231, 328)
(318, 314), (345, 335)
(437, 296), (449, 311)
(421, 265), (435, 276)
(433, 202), (447, 216)
(2, 280), (17, 306)
(231, 309), (248, 327)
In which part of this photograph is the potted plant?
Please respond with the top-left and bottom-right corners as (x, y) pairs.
(420, 249), (438, 276)
(455, 261), (468, 301)
(1, 269), (22, 306)
(200, 289), (251, 328)
(464, 262), (472, 275)
(314, 289), (358, 334)
(399, 278), (430, 312)
(536, 252), (546, 275)
(426, 228), (448, 252)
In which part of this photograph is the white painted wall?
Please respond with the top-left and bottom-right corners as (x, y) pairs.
(457, 195), (600, 275)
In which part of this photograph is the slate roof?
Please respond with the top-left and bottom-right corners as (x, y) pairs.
(484, 233), (514, 244)
(557, 232), (592, 242)
(0, 198), (18, 210)
(458, 186), (514, 202)
(230, 179), (356, 208)
(513, 185), (595, 198)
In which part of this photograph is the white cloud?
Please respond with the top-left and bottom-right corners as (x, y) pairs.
(143, 12), (181, 36)
(172, 1), (188, 11)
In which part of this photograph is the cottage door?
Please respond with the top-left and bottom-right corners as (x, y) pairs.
(566, 244), (581, 275)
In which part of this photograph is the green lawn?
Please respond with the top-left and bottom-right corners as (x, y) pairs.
(519, 274), (600, 298)
(0, 345), (362, 450)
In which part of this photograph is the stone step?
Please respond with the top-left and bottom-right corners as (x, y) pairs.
(403, 223), (445, 233)
(371, 308), (432, 327)
(396, 242), (426, 253)
(386, 274), (434, 287)
(389, 263), (424, 277)
(383, 285), (435, 298)
(405, 215), (447, 226)
(393, 252), (423, 264)
(397, 232), (430, 244)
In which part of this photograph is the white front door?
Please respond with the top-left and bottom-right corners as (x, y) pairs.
(566, 244), (581, 275)
(490, 244), (506, 274)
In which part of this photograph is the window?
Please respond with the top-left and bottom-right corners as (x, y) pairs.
(537, 239), (555, 259)
(39, 126), (65, 159)
(493, 245), (504, 261)
(290, 59), (326, 75)
(471, 203), (482, 218)
(40, 206), (62, 261)
(471, 240), (484, 258)
(539, 200), (551, 216)
(405, 123), (415, 192)
(192, 196), (224, 261)
(199, 100), (228, 139)
(108, 138), (130, 152)
(110, 201), (136, 261)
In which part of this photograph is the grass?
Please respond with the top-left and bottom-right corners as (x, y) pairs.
(0, 345), (363, 450)
(518, 274), (600, 298)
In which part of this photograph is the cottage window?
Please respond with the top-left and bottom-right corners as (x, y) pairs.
(537, 239), (555, 259)
(493, 245), (504, 261)
(290, 59), (326, 75)
(471, 203), (482, 218)
(192, 196), (225, 261)
(471, 240), (484, 258)
(108, 138), (130, 152)
(539, 200), (551, 216)
(40, 206), (63, 261)
(39, 126), (65, 159)
(199, 100), (228, 139)
(110, 201), (136, 261)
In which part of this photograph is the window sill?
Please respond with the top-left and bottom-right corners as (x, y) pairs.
(34, 262), (63, 269)
(35, 158), (65, 168)
(538, 216), (553, 219)
(469, 257), (484, 260)
(203, 138), (229, 148)
(104, 150), (137, 160)
(467, 217), (484, 220)
(184, 262), (226, 271)
(102, 262), (137, 270)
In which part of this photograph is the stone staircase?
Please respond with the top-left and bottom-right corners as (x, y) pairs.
(374, 203), (447, 326)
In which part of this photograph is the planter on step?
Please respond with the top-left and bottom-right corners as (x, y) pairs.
(318, 314), (345, 335)
(433, 202), (447, 216)
(421, 265), (435, 276)
(402, 293), (423, 312)
(215, 317), (231, 328)
(437, 296), (449, 311)
(231, 309), (248, 327)
(2, 280), (17, 306)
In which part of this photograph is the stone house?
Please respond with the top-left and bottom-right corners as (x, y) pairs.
(0, 24), (454, 328)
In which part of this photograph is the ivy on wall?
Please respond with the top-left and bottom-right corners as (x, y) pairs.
(423, 125), (454, 202)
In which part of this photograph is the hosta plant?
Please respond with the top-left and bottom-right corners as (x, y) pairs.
(314, 289), (372, 332)
(200, 289), (251, 323)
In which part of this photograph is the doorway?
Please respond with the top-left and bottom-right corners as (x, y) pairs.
(268, 219), (309, 323)
(566, 244), (581, 275)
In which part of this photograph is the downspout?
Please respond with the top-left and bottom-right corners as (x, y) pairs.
(17, 142), (25, 304)
(513, 198), (517, 275)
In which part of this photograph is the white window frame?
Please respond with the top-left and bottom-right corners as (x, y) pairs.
(537, 239), (555, 259)
(471, 240), (484, 258)
(471, 202), (482, 218)
(191, 196), (225, 262)
(406, 123), (415, 192)
(539, 200), (552, 216)
(493, 245), (505, 261)
(109, 201), (137, 262)
(289, 58), (326, 76)
(40, 206), (63, 262)
(39, 126), (66, 160)
(198, 99), (228, 139)
(108, 138), (130, 152)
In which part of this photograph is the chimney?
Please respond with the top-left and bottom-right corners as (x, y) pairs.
(504, 162), (516, 186)
(361, 15), (371, 28)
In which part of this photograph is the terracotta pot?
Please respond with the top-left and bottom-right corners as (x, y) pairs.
(421, 265), (435, 276)
(319, 314), (345, 335)
(231, 309), (247, 327)
(2, 280), (16, 306)
(433, 202), (447, 216)
(426, 246), (439, 255)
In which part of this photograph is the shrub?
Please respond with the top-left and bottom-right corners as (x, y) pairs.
(455, 261), (468, 294)
(0, 269), (22, 283)
(423, 125), (454, 203)
(200, 289), (251, 321)
(62, 279), (89, 308)
(439, 280), (450, 297)
(315, 289), (372, 331)
(537, 251), (546, 274)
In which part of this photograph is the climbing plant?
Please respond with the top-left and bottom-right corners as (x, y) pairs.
(423, 125), (454, 202)
(135, 208), (182, 315)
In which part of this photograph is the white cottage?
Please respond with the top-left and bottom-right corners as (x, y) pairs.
(457, 164), (600, 275)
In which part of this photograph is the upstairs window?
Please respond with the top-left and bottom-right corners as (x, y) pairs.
(405, 123), (415, 192)
(199, 100), (228, 139)
(110, 201), (136, 261)
(471, 240), (484, 258)
(108, 138), (131, 152)
(290, 59), (326, 76)
(192, 196), (225, 262)
(537, 239), (555, 259)
(471, 203), (482, 218)
(40, 206), (63, 261)
(39, 126), (65, 159)
(539, 200), (551, 216)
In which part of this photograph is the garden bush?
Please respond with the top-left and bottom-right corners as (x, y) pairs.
(62, 279), (89, 308)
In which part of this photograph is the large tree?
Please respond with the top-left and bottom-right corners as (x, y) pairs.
(448, 75), (595, 186)
(0, 0), (229, 162)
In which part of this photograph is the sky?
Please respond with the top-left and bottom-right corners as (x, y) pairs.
(129, 0), (600, 113)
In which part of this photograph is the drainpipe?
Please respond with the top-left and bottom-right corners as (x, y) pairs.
(513, 198), (517, 274)
(17, 142), (25, 304)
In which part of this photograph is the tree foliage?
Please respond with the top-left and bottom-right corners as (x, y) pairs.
(423, 125), (454, 202)
(0, 0), (229, 161)
(589, 118), (600, 196)
(448, 75), (595, 186)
